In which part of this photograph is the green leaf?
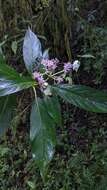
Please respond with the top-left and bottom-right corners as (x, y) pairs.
(0, 95), (16, 136)
(23, 28), (42, 73)
(43, 49), (49, 59)
(44, 95), (62, 126)
(11, 41), (17, 54)
(53, 84), (107, 113)
(0, 56), (35, 96)
(30, 98), (56, 177)
(78, 54), (95, 59)
(27, 181), (35, 189)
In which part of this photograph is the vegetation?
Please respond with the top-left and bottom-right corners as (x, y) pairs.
(0, 0), (107, 189)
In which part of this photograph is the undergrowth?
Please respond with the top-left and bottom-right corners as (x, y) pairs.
(0, 0), (107, 189)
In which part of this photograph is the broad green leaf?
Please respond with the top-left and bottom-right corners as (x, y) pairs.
(23, 28), (42, 73)
(30, 98), (56, 177)
(0, 56), (35, 96)
(53, 84), (107, 113)
(0, 95), (16, 136)
(44, 95), (62, 126)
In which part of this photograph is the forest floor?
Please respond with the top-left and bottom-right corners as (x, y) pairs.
(1, 95), (107, 190)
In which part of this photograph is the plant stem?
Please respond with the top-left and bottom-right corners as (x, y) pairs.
(51, 70), (64, 77)
(33, 87), (40, 119)
(33, 87), (37, 99)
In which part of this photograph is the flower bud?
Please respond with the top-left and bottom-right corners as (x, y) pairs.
(43, 82), (48, 88)
(72, 60), (80, 72)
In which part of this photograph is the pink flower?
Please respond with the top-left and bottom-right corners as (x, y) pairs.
(64, 62), (72, 73)
(55, 76), (63, 84)
(33, 71), (45, 86)
(41, 58), (59, 72)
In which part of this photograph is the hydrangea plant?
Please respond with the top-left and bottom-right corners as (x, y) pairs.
(0, 28), (107, 178)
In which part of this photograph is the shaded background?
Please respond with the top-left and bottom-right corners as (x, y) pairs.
(0, 0), (107, 189)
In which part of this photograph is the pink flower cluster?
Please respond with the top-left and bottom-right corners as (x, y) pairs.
(33, 71), (45, 87)
(41, 58), (59, 72)
(64, 62), (73, 73)
(55, 76), (63, 84)
(32, 58), (80, 89)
